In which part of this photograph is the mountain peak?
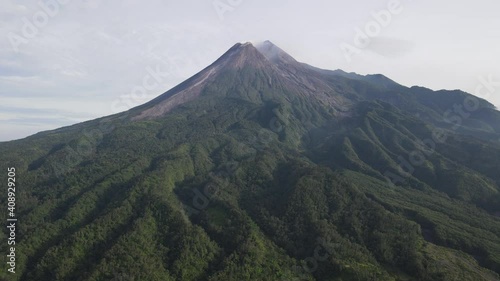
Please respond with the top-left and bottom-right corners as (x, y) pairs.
(212, 41), (270, 69)
(211, 41), (298, 69)
(131, 40), (343, 121)
(255, 40), (297, 65)
(131, 42), (274, 120)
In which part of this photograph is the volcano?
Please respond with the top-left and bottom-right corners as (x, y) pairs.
(1, 41), (500, 281)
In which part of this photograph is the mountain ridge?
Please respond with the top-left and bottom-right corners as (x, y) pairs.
(1, 41), (500, 281)
(2, 40), (496, 142)
(129, 41), (496, 126)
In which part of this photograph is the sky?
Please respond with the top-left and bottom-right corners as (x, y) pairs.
(1, 0), (499, 141)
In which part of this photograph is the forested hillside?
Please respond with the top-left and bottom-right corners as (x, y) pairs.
(1, 41), (499, 281)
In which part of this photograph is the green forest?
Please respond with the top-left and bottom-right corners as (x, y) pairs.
(1, 43), (500, 281)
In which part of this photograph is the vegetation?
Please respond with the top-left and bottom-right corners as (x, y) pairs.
(1, 45), (500, 280)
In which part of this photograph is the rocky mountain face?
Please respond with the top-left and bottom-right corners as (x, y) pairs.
(1, 41), (500, 281)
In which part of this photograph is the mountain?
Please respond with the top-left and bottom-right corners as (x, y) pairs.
(1, 41), (500, 281)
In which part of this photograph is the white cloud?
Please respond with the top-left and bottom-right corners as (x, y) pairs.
(0, 0), (499, 141)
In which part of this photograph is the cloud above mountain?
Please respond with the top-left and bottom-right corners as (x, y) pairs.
(1, 0), (499, 141)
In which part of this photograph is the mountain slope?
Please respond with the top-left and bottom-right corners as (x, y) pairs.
(1, 41), (500, 281)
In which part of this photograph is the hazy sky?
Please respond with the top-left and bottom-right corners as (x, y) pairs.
(1, 0), (499, 141)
